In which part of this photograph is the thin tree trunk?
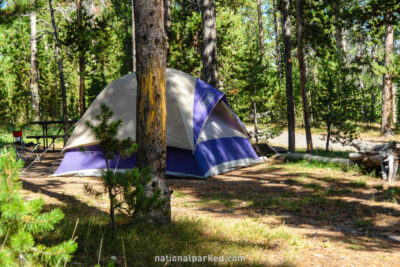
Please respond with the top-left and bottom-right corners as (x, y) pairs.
(370, 45), (377, 123)
(334, 0), (344, 64)
(49, 0), (69, 145)
(108, 187), (116, 235)
(393, 83), (397, 126)
(326, 122), (331, 152)
(381, 24), (394, 136)
(134, 0), (171, 224)
(254, 0), (265, 144)
(283, 0), (295, 152)
(295, 0), (313, 153)
(257, 0), (265, 57)
(272, 0), (282, 80)
(77, 0), (86, 117)
(201, 0), (218, 88)
(164, 0), (171, 58)
(30, 9), (40, 120)
(132, 0), (136, 72)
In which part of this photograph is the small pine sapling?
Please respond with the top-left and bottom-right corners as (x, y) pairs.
(84, 104), (165, 235)
(0, 148), (77, 266)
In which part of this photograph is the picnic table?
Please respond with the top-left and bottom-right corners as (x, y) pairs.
(27, 120), (78, 151)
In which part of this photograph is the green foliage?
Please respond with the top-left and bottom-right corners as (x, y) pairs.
(84, 104), (166, 232)
(0, 148), (77, 265)
(0, 0), (398, 147)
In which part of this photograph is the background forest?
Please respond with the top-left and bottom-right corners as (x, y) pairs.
(0, 0), (399, 145)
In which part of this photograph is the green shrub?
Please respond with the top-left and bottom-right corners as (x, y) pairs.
(0, 148), (77, 266)
(84, 104), (165, 235)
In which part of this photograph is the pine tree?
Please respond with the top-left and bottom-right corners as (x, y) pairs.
(85, 104), (166, 234)
(0, 148), (77, 266)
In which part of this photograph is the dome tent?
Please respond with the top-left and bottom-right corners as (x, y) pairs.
(54, 68), (261, 178)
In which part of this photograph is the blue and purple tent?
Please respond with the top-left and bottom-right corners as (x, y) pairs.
(54, 69), (261, 178)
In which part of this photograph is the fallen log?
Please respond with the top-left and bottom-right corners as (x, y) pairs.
(349, 140), (400, 182)
(273, 153), (353, 166)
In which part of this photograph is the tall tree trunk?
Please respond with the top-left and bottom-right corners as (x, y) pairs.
(370, 44), (377, 123)
(164, 0), (171, 57)
(77, 0), (86, 117)
(272, 0), (282, 80)
(132, 0), (136, 72)
(30, 10), (40, 120)
(254, 0), (265, 144)
(201, 0), (218, 88)
(283, 0), (295, 152)
(295, 0), (313, 153)
(326, 122), (331, 152)
(49, 0), (68, 145)
(393, 83), (397, 126)
(334, 0), (345, 64)
(381, 24), (394, 136)
(134, 0), (171, 224)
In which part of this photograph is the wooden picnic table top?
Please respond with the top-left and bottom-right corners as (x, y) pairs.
(30, 120), (78, 125)
(26, 135), (68, 139)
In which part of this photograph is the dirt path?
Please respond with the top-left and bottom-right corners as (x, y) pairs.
(20, 152), (400, 266)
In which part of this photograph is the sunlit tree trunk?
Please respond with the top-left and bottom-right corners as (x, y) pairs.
(49, 0), (68, 145)
(201, 0), (218, 88)
(295, 0), (312, 153)
(77, 0), (86, 117)
(134, 0), (171, 224)
(30, 9), (40, 120)
(283, 0), (295, 152)
(381, 24), (394, 136)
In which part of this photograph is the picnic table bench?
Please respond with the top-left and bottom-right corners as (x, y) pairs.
(26, 135), (70, 151)
(26, 120), (78, 151)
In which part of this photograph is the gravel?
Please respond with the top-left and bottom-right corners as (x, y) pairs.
(268, 132), (356, 152)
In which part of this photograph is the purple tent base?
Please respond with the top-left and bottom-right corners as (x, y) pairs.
(55, 137), (260, 178)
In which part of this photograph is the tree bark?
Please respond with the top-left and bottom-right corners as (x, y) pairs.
(254, 0), (265, 144)
(77, 0), (86, 117)
(334, 0), (346, 65)
(30, 9), (40, 120)
(272, 0), (282, 80)
(257, 0), (265, 57)
(164, 0), (171, 58)
(283, 0), (295, 152)
(134, 0), (171, 224)
(381, 24), (394, 136)
(132, 0), (136, 72)
(295, 0), (312, 153)
(49, 0), (69, 145)
(201, 0), (218, 88)
(326, 122), (331, 152)
(393, 83), (397, 126)
(164, 0), (171, 40)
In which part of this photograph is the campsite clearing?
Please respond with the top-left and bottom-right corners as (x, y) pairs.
(21, 151), (400, 266)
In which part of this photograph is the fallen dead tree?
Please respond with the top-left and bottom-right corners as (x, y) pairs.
(349, 140), (400, 182)
(272, 152), (353, 166)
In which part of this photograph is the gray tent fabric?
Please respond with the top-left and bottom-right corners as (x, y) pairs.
(55, 68), (261, 178)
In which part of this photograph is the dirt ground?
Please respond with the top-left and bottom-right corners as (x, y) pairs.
(20, 151), (400, 267)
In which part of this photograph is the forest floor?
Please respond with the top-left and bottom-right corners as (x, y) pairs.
(19, 151), (400, 266)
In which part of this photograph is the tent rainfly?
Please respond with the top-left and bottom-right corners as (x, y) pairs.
(54, 68), (261, 178)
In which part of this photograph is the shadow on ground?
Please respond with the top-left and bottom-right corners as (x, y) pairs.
(168, 164), (400, 253)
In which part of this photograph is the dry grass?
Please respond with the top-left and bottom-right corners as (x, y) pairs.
(17, 151), (400, 266)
